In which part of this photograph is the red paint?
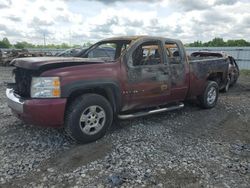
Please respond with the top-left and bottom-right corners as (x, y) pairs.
(12, 98), (66, 128)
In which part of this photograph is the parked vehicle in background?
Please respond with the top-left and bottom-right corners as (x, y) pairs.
(0, 49), (5, 61)
(6, 36), (231, 143)
(75, 46), (116, 59)
(190, 51), (239, 92)
(0, 49), (52, 66)
(56, 48), (82, 57)
(55, 47), (116, 59)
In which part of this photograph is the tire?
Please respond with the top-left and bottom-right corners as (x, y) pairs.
(198, 81), (219, 109)
(65, 94), (113, 144)
(230, 63), (240, 86)
(222, 77), (230, 93)
(230, 74), (238, 86)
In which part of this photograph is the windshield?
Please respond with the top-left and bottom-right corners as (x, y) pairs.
(57, 48), (82, 57)
(77, 40), (131, 61)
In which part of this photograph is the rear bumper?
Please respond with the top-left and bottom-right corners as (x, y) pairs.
(6, 88), (67, 128)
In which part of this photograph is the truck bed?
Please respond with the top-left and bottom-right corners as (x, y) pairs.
(188, 56), (229, 97)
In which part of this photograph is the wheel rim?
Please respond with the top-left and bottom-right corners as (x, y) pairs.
(79, 105), (106, 135)
(207, 86), (217, 105)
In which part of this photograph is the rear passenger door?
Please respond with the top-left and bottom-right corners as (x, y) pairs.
(164, 40), (189, 101)
(124, 39), (171, 110)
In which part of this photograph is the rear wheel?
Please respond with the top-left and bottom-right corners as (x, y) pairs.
(198, 81), (219, 109)
(65, 94), (113, 143)
(222, 77), (230, 92)
(230, 74), (238, 86)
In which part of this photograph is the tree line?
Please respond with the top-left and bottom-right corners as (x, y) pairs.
(1, 37), (250, 49)
(0, 37), (93, 49)
(187, 37), (250, 47)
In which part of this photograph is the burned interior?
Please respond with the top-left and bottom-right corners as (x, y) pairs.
(132, 41), (162, 66)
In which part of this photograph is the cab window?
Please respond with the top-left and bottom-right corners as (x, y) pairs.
(165, 42), (182, 64)
(87, 43), (116, 60)
(132, 41), (162, 66)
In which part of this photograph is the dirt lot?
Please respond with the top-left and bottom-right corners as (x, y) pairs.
(0, 66), (249, 188)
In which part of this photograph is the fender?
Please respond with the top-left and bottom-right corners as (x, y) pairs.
(61, 79), (121, 113)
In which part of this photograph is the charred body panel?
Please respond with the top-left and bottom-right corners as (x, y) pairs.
(121, 37), (172, 110)
(190, 58), (229, 80)
(190, 51), (224, 58)
(164, 40), (189, 102)
(188, 58), (229, 96)
(190, 51), (239, 87)
(127, 66), (169, 83)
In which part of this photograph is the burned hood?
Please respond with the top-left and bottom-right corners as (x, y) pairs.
(10, 57), (106, 70)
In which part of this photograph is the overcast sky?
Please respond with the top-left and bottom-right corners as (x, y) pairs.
(0, 0), (249, 45)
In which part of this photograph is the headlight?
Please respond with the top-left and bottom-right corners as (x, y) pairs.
(31, 77), (61, 98)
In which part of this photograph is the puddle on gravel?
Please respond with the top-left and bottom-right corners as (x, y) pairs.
(155, 169), (201, 188)
(43, 141), (112, 172)
(218, 113), (250, 143)
(2, 141), (112, 188)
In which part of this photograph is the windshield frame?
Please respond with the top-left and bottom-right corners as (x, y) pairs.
(77, 39), (132, 61)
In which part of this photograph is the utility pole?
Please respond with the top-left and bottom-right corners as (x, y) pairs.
(43, 33), (46, 47)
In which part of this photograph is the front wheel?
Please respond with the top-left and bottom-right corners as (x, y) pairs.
(198, 81), (219, 109)
(65, 94), (113, 143)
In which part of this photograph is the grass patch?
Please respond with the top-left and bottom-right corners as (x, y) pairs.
(240, 69), (250, 76)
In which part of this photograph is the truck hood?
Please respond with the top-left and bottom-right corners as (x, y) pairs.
(10, 57), (106, 70)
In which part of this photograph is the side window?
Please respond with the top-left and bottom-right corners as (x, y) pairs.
(132, 41), (162, 66)
(89, 49), (107, 58)
(165, 42), (182, 64)
(105, 49), (116, 58)
(87, 43), (116, 60)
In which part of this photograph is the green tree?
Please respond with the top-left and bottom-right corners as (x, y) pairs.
(226, 39), (250, 46)
(0, 37), (11, 48)
(14, 41), (35, 49)
(60, 43), (70, 49)
(188, 37), (250, 47)
(210, 37), (225, 47)
(189, 40), (203, 47)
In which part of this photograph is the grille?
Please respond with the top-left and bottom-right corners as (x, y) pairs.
(13, 68), (32, 98)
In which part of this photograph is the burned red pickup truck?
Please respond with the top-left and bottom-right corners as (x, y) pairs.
(6, 36), (230, 143)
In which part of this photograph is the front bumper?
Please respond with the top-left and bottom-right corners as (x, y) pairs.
(6, 88), (67, 128)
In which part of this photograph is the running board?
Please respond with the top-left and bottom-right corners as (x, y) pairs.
(118, 103), (184, 120)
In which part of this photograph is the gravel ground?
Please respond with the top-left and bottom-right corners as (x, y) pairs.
(0, 66), (249, 188)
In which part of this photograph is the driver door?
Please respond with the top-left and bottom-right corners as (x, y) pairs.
(123, 39), (171, 110)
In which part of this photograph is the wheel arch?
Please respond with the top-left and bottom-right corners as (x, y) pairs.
(62, 80), (121, 114)
(207, 72), (226, 89)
